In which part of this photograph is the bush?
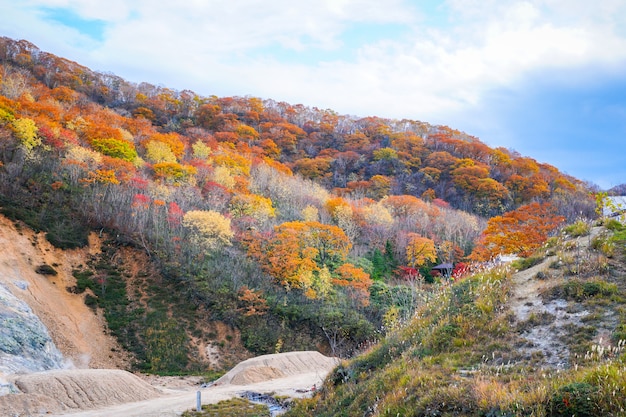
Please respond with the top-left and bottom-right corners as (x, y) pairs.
(511, 256), (543, 271)
(560, 279), (617, 301)
(563, 220), (591, 237)
(35, 264), (57, 275)
(548, 382), (598, 417)
(605, 219), (624, 232)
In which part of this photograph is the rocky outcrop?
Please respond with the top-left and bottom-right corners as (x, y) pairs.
(0, 281), (64, 375)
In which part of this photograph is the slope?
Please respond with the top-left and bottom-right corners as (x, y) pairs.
(287, 220), (626, 416)
(0, 214), (128, 371)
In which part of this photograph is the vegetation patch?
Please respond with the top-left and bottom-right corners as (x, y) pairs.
(35, 264), (57, 275)
(511, 255), (544, 271)
(182, 397), (270, 417)
(563, 220), (591, 237)
(547, 278), (617, 302)
(547, 382), (599, 417)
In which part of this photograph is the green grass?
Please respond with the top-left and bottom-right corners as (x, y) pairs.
(511, 255), (544, 271)
(548, 278), (618, 302)
(182, 398), (270, 417)
(563, 220), (591, 237)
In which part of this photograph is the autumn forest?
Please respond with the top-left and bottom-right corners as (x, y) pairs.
(0, 37), (600, 371)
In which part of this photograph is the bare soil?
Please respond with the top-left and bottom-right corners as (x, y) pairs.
(507, 227), (605, 368)
(0, 215), (130, 371)
(3, 352), (339, 417)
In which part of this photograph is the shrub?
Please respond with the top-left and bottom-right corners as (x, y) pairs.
(563, 220), (590, 237)
(547, 382), (598, 417)
(565, 279), (617, 301)
(511, 256), (543, 271)
(605, 219), (624, 232)
(35, 264), (57, 275)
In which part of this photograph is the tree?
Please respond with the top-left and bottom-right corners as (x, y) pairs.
(182, 210), (234, 253)
(153, 162), (196, 184)
(369, 175), (392, 199)
(191, 139), (212, 159)
(471, 202), (565, 260)
(405, 234), (437, 268)
(237, 286), (268, 317)
(333, 263), (372, 306)
(244, 221), (351, 292)
(91, 138), (137, 162)
(11, 117), (41, 151)
(229, 193), (275, 224)
(145, 140), (177, 163)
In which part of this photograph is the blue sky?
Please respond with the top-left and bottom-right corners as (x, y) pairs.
(1, 0), (625, 189)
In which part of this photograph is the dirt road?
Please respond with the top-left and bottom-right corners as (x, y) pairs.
(49, 371), (326, 417)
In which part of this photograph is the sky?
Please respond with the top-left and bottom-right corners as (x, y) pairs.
(1, 0), (625, 189)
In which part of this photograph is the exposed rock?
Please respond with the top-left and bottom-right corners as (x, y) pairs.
(0, 282), (64, 374)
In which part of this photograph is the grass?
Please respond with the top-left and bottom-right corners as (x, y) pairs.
(511, 255), (544, 271)
(182, 398), (270, 417)
(563, 220), (591, 237)
(547, 278), (618, 302)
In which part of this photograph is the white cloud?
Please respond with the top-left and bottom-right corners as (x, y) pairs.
(3, 0), (626, 120)
(2, 0), (626, 186)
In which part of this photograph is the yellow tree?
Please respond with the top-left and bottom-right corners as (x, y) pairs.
(153, 162), (197, 184)
(145, 140), (177, 163)
(182, 210), (234, 252)
(11, 117), (41, 151)
(191, 139), (212, 159)
(405, 233), (437, 268)
(229, 193), (276, 224)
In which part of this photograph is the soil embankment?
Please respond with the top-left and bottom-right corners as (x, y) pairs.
(2, 351), (338, 416)
(0, 215), (128, 371)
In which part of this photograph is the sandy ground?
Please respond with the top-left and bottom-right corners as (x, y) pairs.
(3, 351), (339, 417)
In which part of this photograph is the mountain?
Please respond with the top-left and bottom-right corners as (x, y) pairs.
(0, 35), (600, 377)
(609, 184), (626, 195)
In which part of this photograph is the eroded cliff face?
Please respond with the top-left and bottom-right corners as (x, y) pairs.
(0, 215), (129, 379)
(0, 281), (64, 374)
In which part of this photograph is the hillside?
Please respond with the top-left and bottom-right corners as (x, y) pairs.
(0, 35), (600, 376)
(0, 214), (127, 372)
(287, 218), (626, 416)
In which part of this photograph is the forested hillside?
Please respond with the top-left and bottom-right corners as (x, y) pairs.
(0, 37), (597, 372)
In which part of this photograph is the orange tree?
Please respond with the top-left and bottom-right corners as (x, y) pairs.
(471, 202), (565, 260)
(244, 221), (352, 292)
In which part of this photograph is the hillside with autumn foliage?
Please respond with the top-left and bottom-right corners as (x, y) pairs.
(0, 37), (600, 373)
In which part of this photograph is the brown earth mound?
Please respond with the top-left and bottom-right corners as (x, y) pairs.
(8, 369), (161, 413)
(216, 351), (340, 386)
(229, 365), (285, 385)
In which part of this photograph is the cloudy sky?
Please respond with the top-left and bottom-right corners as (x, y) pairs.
(1, 0), (625, 189)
